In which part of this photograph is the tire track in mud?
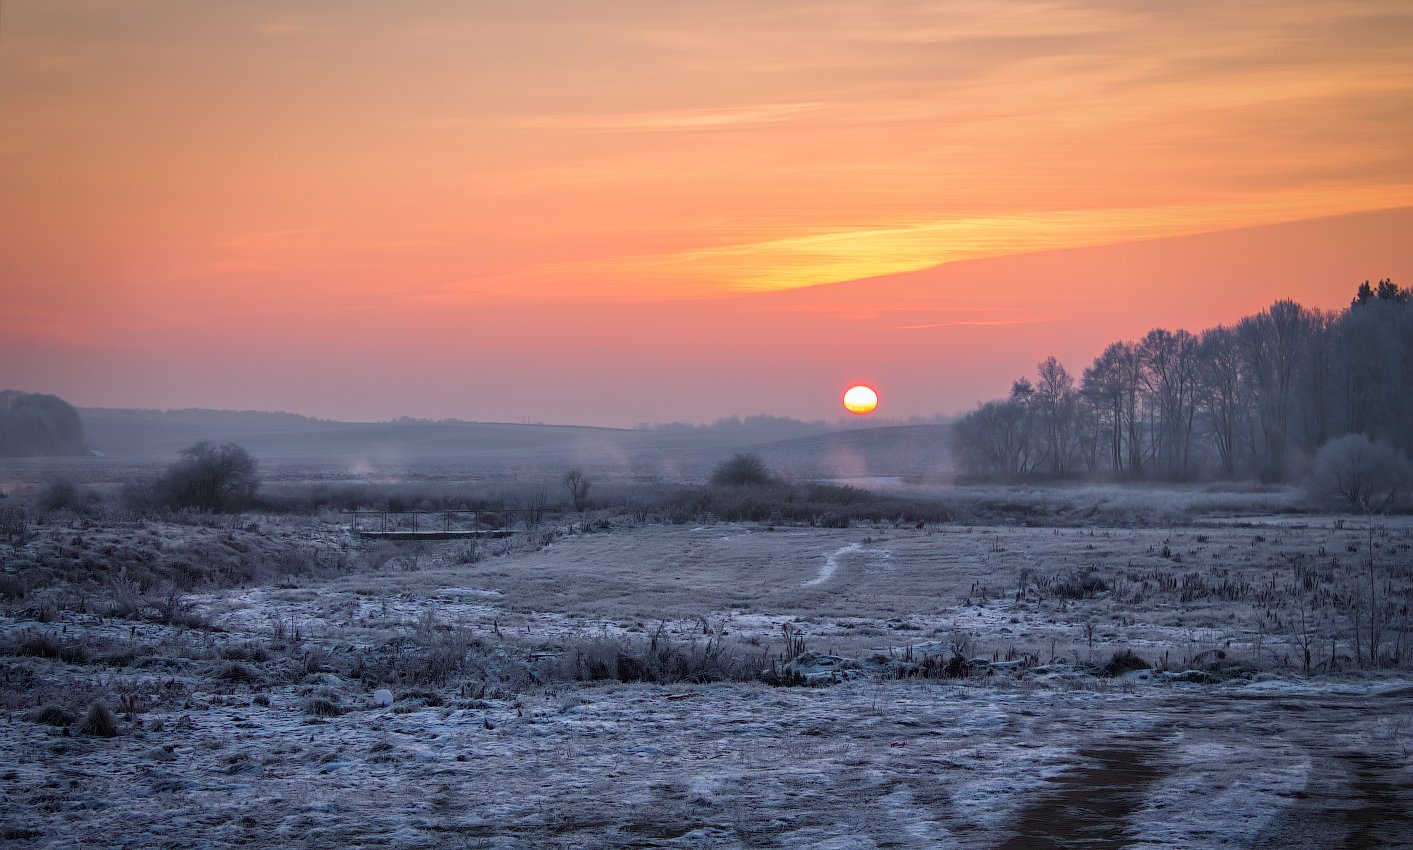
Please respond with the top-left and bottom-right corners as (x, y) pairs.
(1156, 689), (1413, 850)
(992, 742), (1165, 850)
(1246, 749), (1413, 849)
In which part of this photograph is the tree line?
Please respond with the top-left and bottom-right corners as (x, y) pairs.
(953, 280), (1413, 484)
(0, 390), (86, 457)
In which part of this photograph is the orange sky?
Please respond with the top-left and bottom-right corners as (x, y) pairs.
(3, 1), (1412, 425)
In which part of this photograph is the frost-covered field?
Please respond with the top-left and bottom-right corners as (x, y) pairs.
(2, 514), (1412, 848)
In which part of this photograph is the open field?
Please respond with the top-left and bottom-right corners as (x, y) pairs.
(2, 479), (1411, 848)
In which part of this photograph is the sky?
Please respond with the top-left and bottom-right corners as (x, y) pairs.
(3, 0), (1412, 426)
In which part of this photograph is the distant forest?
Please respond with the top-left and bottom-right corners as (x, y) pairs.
(0, 390), (86, 457)
(954, 280), (1413, 483)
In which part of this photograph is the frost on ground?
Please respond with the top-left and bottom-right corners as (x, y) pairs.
(1, 677), (1409, 849)
(2, 515), (1411, 848)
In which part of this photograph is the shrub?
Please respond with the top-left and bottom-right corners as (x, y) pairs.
(710, 453), (774, 487)
(0, 573), (25, 600)
(150, 441), (260, 512)
(1052, 570), (1108, 600)
(1102, 650), (1150, 677)
(26, 705), (76, 727)
(0, 506), (25, 543)
(303, 696), (342, 717)
(1307, 434), (1412, 512)
(14, 633), (88, 664)
(557, 631), (764, 685)
(217, 663), (261, 685)
(37, 477), (94, 514)
(77, 702), (119, 737)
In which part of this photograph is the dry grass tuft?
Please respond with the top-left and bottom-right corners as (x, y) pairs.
(25, 705), (76, 727)
(302, 696), (342, 717)
(77, 702), (119, 737)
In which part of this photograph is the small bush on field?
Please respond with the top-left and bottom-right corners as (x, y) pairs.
(140, 442), (260, 513)
(0, 573), (25, 600)
(78, 702), (119, 737)
(710, 453), (774, 487)
(557, 631), (766, 685)
(26, 705), (76, 727)
(0, 505), (26, 543)
(217, 662), (262, 685)
(37, 477), (95, 515)
(1102, 650), (1151, 677)
(394, 689), (444, 707)
(1050, 570), (1108, 600)
(303, 696), (342, 717)
(1307, 434), (1412, 511)
(10, 633), (88, 664)
(220, 643), (271, 663)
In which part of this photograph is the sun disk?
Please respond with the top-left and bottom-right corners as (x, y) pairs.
(843, 385), (878, 414)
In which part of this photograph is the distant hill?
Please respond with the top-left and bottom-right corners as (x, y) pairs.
(71, 407), (949, 481)
(1, 391), (86, 457)
(748, 424), (953, 481)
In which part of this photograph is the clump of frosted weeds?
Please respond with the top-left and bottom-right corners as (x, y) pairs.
(303, 696), (343, 717)
(26, 705), (76, 727)
(77, 702), (119, 737)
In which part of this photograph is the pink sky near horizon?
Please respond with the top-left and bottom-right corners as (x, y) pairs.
(3, 1), (1413, 426)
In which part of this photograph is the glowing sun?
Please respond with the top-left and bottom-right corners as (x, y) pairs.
(843, 385), (878, 415)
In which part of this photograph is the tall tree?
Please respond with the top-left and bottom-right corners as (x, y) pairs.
(1034, 356), (1078, 475)
(1196, 325), (1243, 477)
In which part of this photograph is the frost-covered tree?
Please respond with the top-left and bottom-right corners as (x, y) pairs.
(153, 441), (260, 512)
(0, 391), (85, 457)
(1307, 434), (1411, 512)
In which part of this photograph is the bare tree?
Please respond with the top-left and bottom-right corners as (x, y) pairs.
(1196, 325), (1243, 477)
(1034, 356), (1078, 475)
(154, 441), (260, 512)
(1139, 328), (1199, 479)
(562, 469), (591, 512)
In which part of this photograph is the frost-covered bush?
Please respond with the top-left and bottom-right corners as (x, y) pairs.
(709, 453), (774, 487)
(1307, 434), (1412, 512)
(77, 702), (119, 737)
(303, 696), (342, 717)
(37, 477), (95, 515)
(145, 441), (260, 513)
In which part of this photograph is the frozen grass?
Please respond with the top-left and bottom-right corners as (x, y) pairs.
(0, 675), (1408, 848)
(2, 489), (1412, 847)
